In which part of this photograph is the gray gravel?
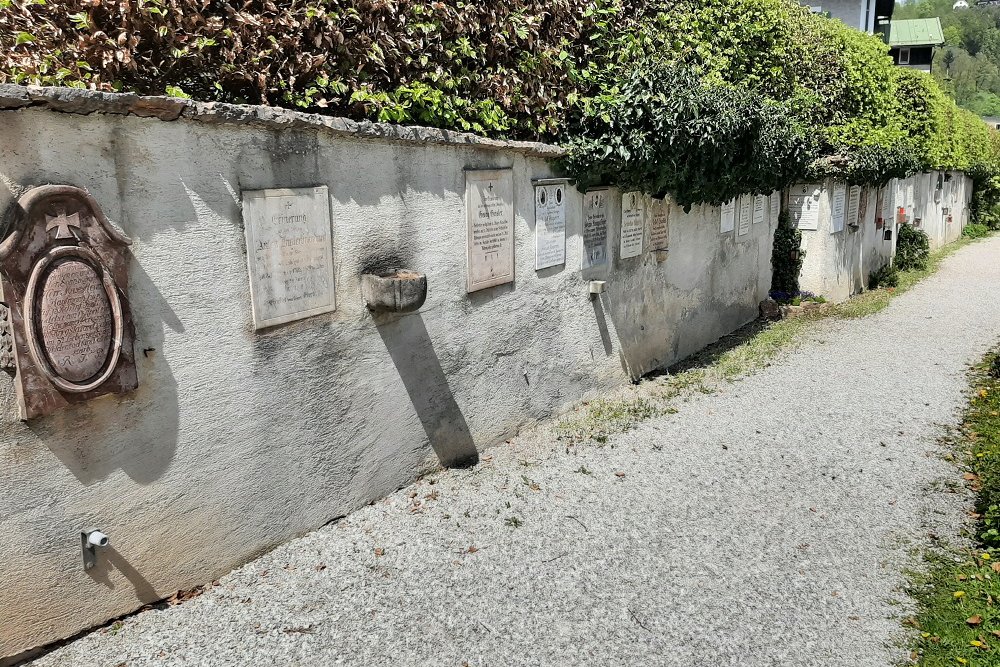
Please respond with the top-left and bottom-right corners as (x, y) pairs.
(30, 237), (1000, 667)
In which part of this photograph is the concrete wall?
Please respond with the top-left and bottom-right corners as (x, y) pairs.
(797, 172), (971, 302)
(0, 87), (774, 661)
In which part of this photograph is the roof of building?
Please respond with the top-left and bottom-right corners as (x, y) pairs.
(888, 18), (945, 47)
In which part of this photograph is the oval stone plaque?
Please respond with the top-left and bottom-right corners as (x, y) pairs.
(37, 259), (114, 383)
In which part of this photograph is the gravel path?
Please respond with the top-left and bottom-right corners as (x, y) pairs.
(31, 237), (1000, 667)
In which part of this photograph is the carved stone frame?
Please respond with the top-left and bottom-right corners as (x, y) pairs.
(0, 185), (138, 419)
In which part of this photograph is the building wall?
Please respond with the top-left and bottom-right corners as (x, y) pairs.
(809, 0), (867, 30)
(0, 88), (775, 661)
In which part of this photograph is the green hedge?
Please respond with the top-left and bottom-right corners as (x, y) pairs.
(2, 0), (998, 207)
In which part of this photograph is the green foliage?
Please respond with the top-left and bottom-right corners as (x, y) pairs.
(868, 263), (899, 289)
(895, 224), (931, 271)
(1, 0), (999, 208)
(770, 210), (805, 293)
(559, 63), (813, 207)
(962, 222), (991, 238)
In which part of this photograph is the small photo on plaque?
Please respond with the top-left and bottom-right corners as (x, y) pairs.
(242, 186), (337, 330)
(534, 182), (567, 271)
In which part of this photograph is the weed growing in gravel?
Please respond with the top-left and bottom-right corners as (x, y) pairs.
(556, 397), (663, 444)
(907, 350), (1000, 666)
(504, 516), (523, 528)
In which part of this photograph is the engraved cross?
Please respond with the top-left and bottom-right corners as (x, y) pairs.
(488, 182), (494, 193)
(45, 209), (81, 240)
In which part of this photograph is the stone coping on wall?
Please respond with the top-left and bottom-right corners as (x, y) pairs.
(0, 84), (565, 159)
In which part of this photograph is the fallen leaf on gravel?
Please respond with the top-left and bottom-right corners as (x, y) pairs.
(965, 473), (981, 482)
(967, 615), (983, 626)
(374, 548), (385, 556)
(467, 546), (479, 553)
(282, 624), (316, 634)
(615, 472), (625, 478)
(315, 563), (327, 571)
(425, 491), (440, 501)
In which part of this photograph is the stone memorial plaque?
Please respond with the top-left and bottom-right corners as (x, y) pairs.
(790, 183), (822, 230)
(583, 190), (609, 269)
(770, 191), (781, 224)
(0, 185), (138, 419)
(847, 185), (862, 227)
(737, 195), (752, 237)
(534, 182), (567, 270)
(243, 186), (336, 328)
(620, 192), (644, 259)
(465, 170), (515, 292)
(831, 182), (847, 233)
(753, 195), (766, 225)
(649, 198), (669, 253)
(720, 199), (736, 234)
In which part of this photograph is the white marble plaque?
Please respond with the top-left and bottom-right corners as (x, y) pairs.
(790, 183), (822, 230)
(770, 191), (780, 224)
(649, 198), (669, 252)
(847, 185), (861, 227)
(831, 182), (847, 233)
(534, 183), (566, 270)
(753, 195), (766, 225)
(466, 169), (515, 292)
(720, 199), (736, 233)
(242, 186), (336, 330)
(583, 189), (609, 269)
(620, 192), (644, 259)
(738, 195), (752, 236)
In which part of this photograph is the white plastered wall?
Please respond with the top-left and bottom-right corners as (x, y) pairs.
(0, 104), (774, 660)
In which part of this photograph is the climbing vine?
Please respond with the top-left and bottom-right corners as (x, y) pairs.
(770, 210), (804, 294)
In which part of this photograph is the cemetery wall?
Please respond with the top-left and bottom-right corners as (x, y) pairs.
(796, 172), (971, 303)
(0, 87), (774, 660)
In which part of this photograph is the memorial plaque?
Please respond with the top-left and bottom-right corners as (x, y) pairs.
(620, 192), (644, 259)
(0, 185), (138, 419)
(649, 198), (669, 252)
(770, 191), (781, 224)
(847, 185), (862, 227)
(831, 182), (847, 233)
(583, 190), (609, 269)
(738, 195), (752, 236)
(243, 186), (336, 328)
(790, 183), (822, 230)
(720, 199), (736, 234)
(753, 195), (766, 225)
(534, 182), (567, 270)
(464, 170), (515, 292)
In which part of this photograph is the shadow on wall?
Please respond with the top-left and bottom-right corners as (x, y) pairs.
(374, 313), (478, 468)
(27, 260), (183, 485)
(86, 546), (160, 604)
